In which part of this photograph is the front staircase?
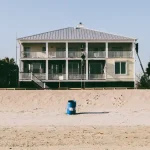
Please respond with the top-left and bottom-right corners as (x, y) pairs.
(31, 73), (49, 89)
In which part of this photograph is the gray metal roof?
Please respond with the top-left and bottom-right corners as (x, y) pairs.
(18, 27), (136, 41)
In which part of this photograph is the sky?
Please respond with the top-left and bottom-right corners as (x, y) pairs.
(0, 0), (150, 74)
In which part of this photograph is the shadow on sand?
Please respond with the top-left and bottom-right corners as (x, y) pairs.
(76, 112), (109, 115)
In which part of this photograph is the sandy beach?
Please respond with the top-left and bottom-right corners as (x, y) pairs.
(0, 90), (150, 149)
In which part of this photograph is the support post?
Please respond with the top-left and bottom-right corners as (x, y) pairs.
(66, 42), (68, 58)
(86, 42), (88, 80)
(66, 60), (68, 80)
(132, 42), (136, 88)
(66, 42), (68, 80)
(46, 42), (48, 58)
(20, 43), (23, 58)
(46, 60), (48, 80)
(105, 42), (108, 58)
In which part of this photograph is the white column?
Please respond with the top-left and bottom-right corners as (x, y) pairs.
(19, 61), (23, 80)
(20, 61), (23, 72)
(20, 43), (23, 58)
(132, 42), (136, 88)
(66, 60), (68, 80)
(85, 42), (88, 80)
(46, 42), (48, 58)
(66, 42), (68, 58)
(105, 42), (108, 80)
(104, 62), (107, 79)
(46, 60), (48, 80)
(132, 42), (135, 58)
(105, 42), (108, 58)
(66, 42), (68, 80)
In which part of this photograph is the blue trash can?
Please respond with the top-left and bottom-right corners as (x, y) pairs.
(66, 100), (76, 115)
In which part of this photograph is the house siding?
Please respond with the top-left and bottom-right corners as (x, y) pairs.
(106, 58), (134, 81)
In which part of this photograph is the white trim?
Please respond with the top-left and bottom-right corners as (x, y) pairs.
(19, 79), (134, 82)
(19, 40), (135, 43)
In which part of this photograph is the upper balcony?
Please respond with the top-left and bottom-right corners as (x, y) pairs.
(108, 51), (133, 58)
(21, 51), (47, 58)
(88, 51), (106, 58)
(88, 43), (106, 58)
(48, 51), (66, 58)
(68, 51), (82, 58)
(108, 43), (133, 58)
(68, 43), (85, 59)
(21, 43), (66, 59)
(20, 42), (134, 59)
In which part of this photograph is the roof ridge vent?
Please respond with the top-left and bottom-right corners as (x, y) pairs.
(76, 22), (85, 29)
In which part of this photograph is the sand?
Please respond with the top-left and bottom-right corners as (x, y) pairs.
(0, 90), (150, 149)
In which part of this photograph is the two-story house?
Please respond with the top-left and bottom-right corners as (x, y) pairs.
(18, 23), (137, 89)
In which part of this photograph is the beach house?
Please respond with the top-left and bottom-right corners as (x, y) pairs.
(18, 23), (137, 88)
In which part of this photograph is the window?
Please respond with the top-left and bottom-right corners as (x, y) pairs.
(115, 62), (126, 74)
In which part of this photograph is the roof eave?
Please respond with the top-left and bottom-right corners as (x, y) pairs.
(18, 39), (136, 43)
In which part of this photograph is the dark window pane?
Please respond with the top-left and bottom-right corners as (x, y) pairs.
(121, 62), (126, 74)
(42, 47), (46, 52)
(115, 62), (120, 74)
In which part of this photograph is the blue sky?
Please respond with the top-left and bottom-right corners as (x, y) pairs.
(0, 0), (150, 74)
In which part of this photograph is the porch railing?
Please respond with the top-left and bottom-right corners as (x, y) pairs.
(48, 74), (66, 80)
(48, 51), (66, 58)
(88, 51), (106, 58)
(19, 73), (46, 80)
(19, 73), (31, 80)
(89, 74), (106, 80)
(108, 51), (133, 58)
(21, 52), (46, 58)
(68, 74), (86, 80)
(68, 51), (82, 58)
(33, 73), (46, 80)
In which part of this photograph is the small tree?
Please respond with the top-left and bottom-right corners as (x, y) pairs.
(0, 57), (18, 88)
(137, 62), (150, 89)
(146, 62), (150, 77)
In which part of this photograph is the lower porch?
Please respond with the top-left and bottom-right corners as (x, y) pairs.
(20, 60), (106, 81)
